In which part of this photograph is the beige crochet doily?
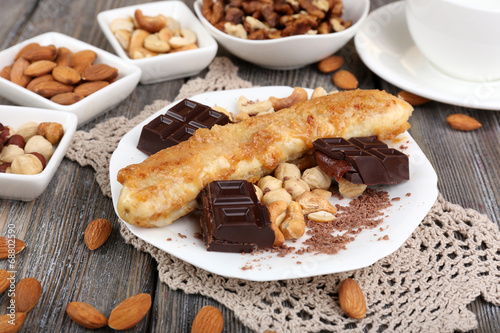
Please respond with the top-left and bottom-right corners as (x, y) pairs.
(66, 57), (500, 333)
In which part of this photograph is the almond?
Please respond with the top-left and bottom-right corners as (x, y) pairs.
(333, 70), (358, 90)
(15, 42), (40, 60)
(0, 312), (26, 333)
(33, 81), (73, 98)
(318, 55), (344, 73)
(338, 278), (366, 319)
(84, 218), (112, 250)
(52, 66), (81, 85)
(22, 44), (57, 61)
(66, 302), (108, 329)
(11, 277), (42, 312)
(71, 50), (97, 73)
(0, 269), (14, 294)
(24, 60), (57, 77)
(397, 90), (430, 106)
(56, 47), (73, 67)
(26, 74), (54, 92)
(446, 113), (482, 131)
(50, 92), (84, 105)
(81, 64), (118, 82)
(74, 81), (109, 97)
(108, 293), (152, 330)
(0, 236), (26, 259)
(191, 306), (224, 333)
(1, 65), (12, 80)
(10, 57), (31, 87)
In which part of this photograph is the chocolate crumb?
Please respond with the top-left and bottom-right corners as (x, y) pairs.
(406, 193), (411, 197)
(241, 265), (253, 270)
(178, 233), (187, 239)
(166, 238), (172, 241)
(392, 197), (401, 202)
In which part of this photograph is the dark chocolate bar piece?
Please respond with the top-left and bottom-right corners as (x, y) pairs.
(137, 99), (231, 155)
(313, 136), (409, 185)
(199, 180), (275, 253)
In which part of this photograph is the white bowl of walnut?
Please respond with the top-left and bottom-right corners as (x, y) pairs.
(97, 1), (218, 84)
(0, 105), (77, 201)
(194, 0), (369, 70)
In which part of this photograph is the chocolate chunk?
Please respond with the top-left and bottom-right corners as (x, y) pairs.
(199, 180), (275, 253)
(137, 99), (231, 155)
(313, 136), (409, 185)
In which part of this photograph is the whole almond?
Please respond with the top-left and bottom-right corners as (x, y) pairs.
(0, 269), (14, 294)
(74, 81), (109, 97)
(10, 57), (31, 87)
(0, 312), (26, 333)
(333, 70), (358, 90)
(108, 293), (152, 330)
(0, 236), (26, 259)
(338, 278), (366, 319)
(56, 47), (73, 67)
(84, 218), (112, 250)
(191, 306), (224, 333)
(26, 74), (55, 92)
(33, 81), (73, 98)
(71, 50), (97, 73)
(318, 55), (344, 73)
(446, 113), (482, 131)
(82, 64), (118, 82)
(397, 90), (430, 106)
(12, 277), (42, 313)
(50, 92), (84, 105)
(24, 60), (57, 77)
(15, 42), (40, 60)
(22, 44), (57, 61)
(52, 66), (81, 85)
(1, 65), (12, 80)
(66, 301), (108, 329)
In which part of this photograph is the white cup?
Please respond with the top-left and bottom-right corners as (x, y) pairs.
(406, 0), (500, 82)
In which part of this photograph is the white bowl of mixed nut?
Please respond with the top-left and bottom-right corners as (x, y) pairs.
(97, 1), (218, 84)
(0, 105), (77, 201)
(0, 32), (141, 126)
(194, 0), (369, 69)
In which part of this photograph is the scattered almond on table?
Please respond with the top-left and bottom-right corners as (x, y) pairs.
(0, 236), (26, 258)
(0, 312), (26, 333)
(318, 55), (344, 73)
(446, 113), (482, 131)
(0, 43), (117, 105)
(338, 278), (366, 319)
(11, 277), (42, 313)
(108, 293), (152, 330)
(191, 305), (224, 333)
(397, 90), (430, 106)
(0, 270), (13, 294)
(84, 218), (112, 250)
(66, 302), (108, 329)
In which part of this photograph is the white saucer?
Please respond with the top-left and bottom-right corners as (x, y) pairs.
(354, 1), (500, 111)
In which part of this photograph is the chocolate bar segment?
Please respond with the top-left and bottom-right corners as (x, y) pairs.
(137, 99), (231, 155)
(313, 136), (409, 185)
(199, 180), (275, 253)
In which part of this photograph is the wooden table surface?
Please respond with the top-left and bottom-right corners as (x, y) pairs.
(0, 0), (498, 332)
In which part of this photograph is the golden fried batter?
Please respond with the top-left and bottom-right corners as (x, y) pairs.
(117, 89), (413, 227)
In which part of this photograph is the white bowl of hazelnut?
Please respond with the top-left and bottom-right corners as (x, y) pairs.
(97, 1), (218, 84)
(0, 32), (141, 126)
(0, 105), (77, 201)
(194, 0), (369, 70)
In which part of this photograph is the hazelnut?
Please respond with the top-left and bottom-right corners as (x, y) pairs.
(29, 152), (47, 169)
(274, 163), (301, 181)
(302, 166), (332, 190)
(283, 179), (310, 200)
(24, 135), (54, 161)
(257, 175), (283, 194)
(38, 122), (64, 145)
(0, 162), (11, 173)
(10, 154), (43, 175)
(0, 126), (11, 144)
(6, 134), (25, 149)
(0, 145), (24, 163)
(16, 121), (39, 141)
(262, 188), (292, 206)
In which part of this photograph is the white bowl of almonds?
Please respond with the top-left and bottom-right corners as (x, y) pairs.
(0, 32), (141, 126)
(97, 1), (218, 84)
(0, 105), (77, 201)
(194, 0), (369, 69)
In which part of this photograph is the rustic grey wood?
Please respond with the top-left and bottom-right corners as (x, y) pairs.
(0, 0), (498, 332)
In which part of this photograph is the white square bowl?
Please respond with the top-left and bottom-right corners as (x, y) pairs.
(0, 106), (77, 201)
(97, 1), (218, 84)
(0, 32), (141, 126)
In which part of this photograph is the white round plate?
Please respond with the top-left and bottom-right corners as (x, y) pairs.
(355, 1), (500, 111)
(109, 86), (438, 281)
